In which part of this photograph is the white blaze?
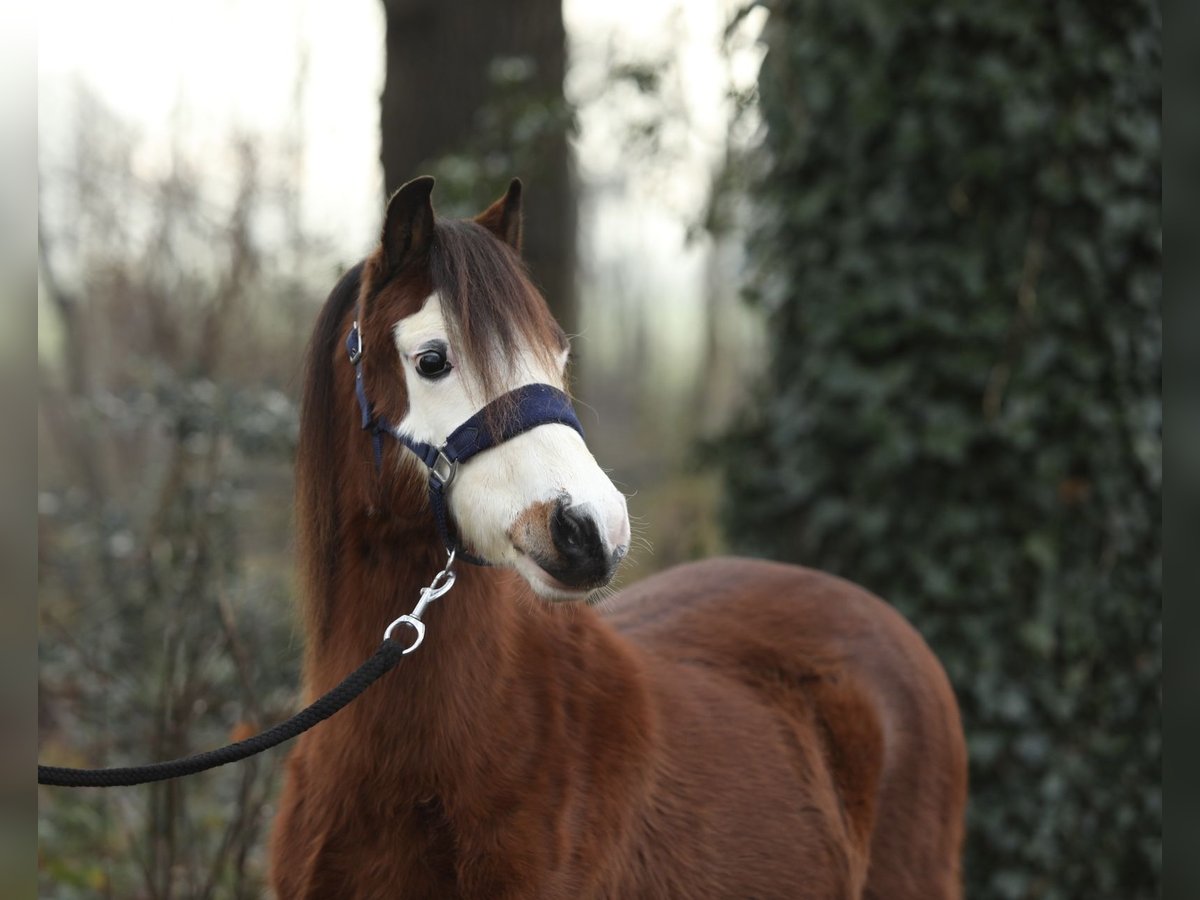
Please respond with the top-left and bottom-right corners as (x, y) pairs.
(392, 294), (631, 596)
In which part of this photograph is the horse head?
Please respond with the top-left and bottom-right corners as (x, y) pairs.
(352, 175), (630, 600)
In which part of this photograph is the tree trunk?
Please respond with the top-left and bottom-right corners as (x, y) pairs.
(379, 0), (577, 336)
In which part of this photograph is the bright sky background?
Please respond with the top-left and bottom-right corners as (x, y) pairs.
(38, 0), (765, 375)
(39, 0), (386, 247)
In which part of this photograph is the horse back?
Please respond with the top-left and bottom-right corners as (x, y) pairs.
(603, 556), (967, 899)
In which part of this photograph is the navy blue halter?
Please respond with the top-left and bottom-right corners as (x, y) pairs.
(346, 322), (584, 565)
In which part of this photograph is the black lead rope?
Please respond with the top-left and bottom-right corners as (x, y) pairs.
(38, 639), (407, 788)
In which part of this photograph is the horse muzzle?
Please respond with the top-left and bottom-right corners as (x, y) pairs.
(512, 495), (629, 598)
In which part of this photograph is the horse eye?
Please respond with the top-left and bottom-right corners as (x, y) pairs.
(415, 349), (452, 379)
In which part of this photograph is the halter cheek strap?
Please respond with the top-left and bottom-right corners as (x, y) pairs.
(346, 323), (584, 566)
(347, 324), (391, 471)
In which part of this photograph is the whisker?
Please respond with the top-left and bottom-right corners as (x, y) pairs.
(588, 583), (622, 610)
(630, 536), (655, 556)
(572, 396), (604, 428)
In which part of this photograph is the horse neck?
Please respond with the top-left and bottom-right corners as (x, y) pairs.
(301, 492), (574, 784)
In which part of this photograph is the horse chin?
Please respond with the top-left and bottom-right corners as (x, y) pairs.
(512, 553), (594, 604)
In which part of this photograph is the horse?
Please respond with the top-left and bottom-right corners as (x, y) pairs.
(268, 176), (968, 899)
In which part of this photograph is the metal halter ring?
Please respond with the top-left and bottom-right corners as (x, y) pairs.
(347, 320), (364, 364)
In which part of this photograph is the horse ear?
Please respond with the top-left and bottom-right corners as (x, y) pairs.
(475, 178), (523, 251)
(382, 176), (435, 275)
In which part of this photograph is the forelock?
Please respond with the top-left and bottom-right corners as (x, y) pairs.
(428, 219), (566, 409)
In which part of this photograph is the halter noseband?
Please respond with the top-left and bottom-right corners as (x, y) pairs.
(346, 322), (584, 566)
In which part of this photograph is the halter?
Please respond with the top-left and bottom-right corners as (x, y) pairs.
(346, 321), (583, 566)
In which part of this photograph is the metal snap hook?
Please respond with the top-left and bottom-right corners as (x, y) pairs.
(381, 548), (458, 653)
(384, 614), (426, 654)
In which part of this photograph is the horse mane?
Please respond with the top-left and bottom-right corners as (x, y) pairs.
(295, 260), (364, 642)
(294, 219), (567, 641)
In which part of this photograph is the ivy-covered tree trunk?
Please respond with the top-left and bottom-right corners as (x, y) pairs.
(379, 0), (576, 336)
(720, 2), (1160, 897)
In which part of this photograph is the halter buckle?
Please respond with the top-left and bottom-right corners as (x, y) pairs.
(347, 322), (364, 365)
(431, 451), (457, 487)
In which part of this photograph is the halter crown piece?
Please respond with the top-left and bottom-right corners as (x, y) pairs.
(346, 322), (584, 566)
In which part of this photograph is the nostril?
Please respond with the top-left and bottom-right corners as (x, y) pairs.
(551, 503), (584, 551)
(545, 501), (612, 588)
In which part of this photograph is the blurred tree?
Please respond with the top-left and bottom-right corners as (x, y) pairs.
(719, 1), (1160, 897)
(379, 0), (576, 335)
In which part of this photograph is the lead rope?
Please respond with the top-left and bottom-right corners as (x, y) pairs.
(38, 552), (458, 788)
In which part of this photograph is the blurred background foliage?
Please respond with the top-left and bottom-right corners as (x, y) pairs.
(37, 0), (1159, 897)
(38, 101), (322, 897)
(718, 0), (1161, 897)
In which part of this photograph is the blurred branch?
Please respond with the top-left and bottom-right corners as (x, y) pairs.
(196, 142), (259, 376)
(37, 217), (90, 397)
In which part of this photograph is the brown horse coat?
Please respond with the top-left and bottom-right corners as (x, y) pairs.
(269, 196), (967, 899)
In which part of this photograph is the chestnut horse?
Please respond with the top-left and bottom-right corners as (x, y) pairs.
(269, 177), (967, 899)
